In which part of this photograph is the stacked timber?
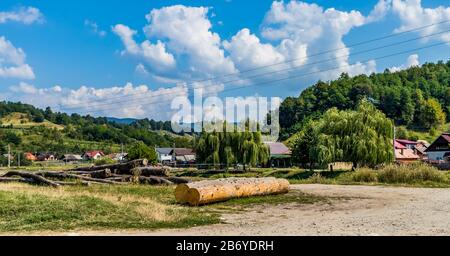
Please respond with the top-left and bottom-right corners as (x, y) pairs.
(175, 177), (290, 206)
(0, 159), (189, 187)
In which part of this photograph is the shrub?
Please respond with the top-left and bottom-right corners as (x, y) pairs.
(308, 173), (327, 184)
(127, 141), (157, 164)
(378, 163), (447, 184)
(351, 168), (378, 183)
(94, 157), (117, 166)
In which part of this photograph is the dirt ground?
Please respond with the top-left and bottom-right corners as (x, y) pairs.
(144, 184), (450, 236)
(8, 184), (450, 236)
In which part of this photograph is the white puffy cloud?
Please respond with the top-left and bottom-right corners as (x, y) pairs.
(392, 0), (450, 43)
(0, 6), (44, 25)
(9, 81), (37, 94)
(223, 28), (286, 71)
(143, 5), (236, 78)
(85, 19), (106, 37)
(367, 0), (392, 22)
(389, 54), (420, 72)
(258, 1), (377, 84)
(8, 82), (189, 120)
(112, 24), (176, 71)
(0, 36), (35, 79)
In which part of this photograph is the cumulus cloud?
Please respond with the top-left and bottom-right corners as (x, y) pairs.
(9, 81), (37, 94)
(8, 82), (189, 120)
(389, 54), (420, 72)
(85, 19), (106, 37)
(0, 36), (35, 79)
(112, 24), (176, 71)
(223, 28), (286, 71)
(143, 5), (236, 78)
(392, 0), (450, 43)
(0, 6), (44, 24)
(257, 1), (377, 84)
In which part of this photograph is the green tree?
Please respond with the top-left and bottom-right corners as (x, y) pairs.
(127, 141), (157, 164)
(195, 121), (269, 170)
(416, 98), (446, 129)
(293, 99), (394, 169)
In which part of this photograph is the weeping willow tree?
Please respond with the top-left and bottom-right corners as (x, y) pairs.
(195, 121), (269, 170)
(292, 99), (394, 169)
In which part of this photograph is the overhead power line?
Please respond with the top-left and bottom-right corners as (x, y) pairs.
(60, 41), (449, 114)
(59, 20), (450, 109)
(60, 29), (450, 110)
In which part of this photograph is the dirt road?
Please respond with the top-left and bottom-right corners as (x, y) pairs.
(145, 184), (450, 236)
(11, 184), (450, 236)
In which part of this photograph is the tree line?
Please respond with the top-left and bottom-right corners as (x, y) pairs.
(279, 60), (450, 140)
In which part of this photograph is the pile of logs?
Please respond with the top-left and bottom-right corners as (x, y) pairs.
(175, 177), (290, 206)
(0, 159), (189, 187)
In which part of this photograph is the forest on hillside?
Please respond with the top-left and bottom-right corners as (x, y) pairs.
(0, 101), (192, 156)
(279, 60), (450, 140)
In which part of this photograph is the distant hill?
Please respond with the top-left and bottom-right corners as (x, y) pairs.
(106, 117), (137, 125)
(1, 112), (64, 130)
(0, 101), (194, 154)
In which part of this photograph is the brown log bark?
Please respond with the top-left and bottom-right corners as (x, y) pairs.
(65, 159), (148, 174)
(0, 177), (30, 183)
(131, 167), (169, 177)
(175, 177), (290, 206)
(37, 171), (120, 184)
(2, 171), (61, 187)
(138, 176), (173, 185)
(67, 169), (112, 179)
(166, 176), (189, 184)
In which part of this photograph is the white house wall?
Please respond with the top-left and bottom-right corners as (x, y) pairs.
(427, 151), (449, 161)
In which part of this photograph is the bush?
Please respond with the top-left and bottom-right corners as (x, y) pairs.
(378, 163), (447, 184)
(351, 168), (378, 182)
(127, 141), (157, 164)
(94, 157), (117, 166)
(308, 173), (327, 184)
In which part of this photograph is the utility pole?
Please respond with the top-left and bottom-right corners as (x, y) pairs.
(18, 151), (20, 167)
(7, 144), (10, 168)
(393, 125), (396, 162)
(121, 143), (124, 162)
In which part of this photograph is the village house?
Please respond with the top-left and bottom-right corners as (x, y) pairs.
(82, 150), (105, 160)
(24, 152), (37, 161)
(414, 140), (430, 160)
(172, 148), (196, 165)
(107, 153), (128, 161)
(264, 142), (292, 167)
(394, 139), (420, 164)
(62, 154), (83, 162)
(37, 153), (57, 161)
(425, 133), (450, 162)
(155, 148), (173, 164)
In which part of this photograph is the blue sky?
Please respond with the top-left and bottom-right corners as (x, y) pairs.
(0, 0), (449, 120)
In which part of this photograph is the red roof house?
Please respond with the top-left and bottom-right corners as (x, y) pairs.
(82, 150), (105, 160)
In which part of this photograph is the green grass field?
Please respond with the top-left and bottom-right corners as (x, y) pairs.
(0, 182), (324, 233)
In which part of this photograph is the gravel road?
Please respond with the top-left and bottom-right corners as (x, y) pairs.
(145, 184), (450, 236)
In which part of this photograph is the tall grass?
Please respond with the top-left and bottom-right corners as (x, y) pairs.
(377, 163), (447, 184)
(351, 163), (448, 184)
(350, 168), (377, 183)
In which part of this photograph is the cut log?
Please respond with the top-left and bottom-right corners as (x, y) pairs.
(2, 171), (61, 187)
(65, 159), (148, 174)
(54, 181), (91, 186)
(139, 176), (173, 185)
(37, 171), (120, 184)
(0, 177), (30, 183)
(131, 167), (169, 177)
(175, 177), (290, 206)
(68, 169), (112, 179)
(167, 176), (189, 184)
